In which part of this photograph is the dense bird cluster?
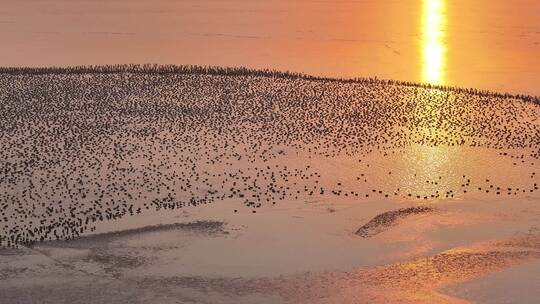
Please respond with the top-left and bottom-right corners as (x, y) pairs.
(0, 65), (539, 248)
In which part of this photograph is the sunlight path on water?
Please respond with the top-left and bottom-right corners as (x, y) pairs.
(421, 0), (450, 178)
(422, 0), (447, 85)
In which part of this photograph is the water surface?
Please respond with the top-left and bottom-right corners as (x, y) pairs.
(1, 0), (539, 94)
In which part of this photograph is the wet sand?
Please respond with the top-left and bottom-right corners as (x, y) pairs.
(0, 66), (539, 303)
(1, 198), (539, 303)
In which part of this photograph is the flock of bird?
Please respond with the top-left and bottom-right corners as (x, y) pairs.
(0, 65), (539, 248)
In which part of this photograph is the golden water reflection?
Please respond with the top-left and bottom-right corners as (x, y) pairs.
(422, 0), (447, 85)
(1, 0), (539, 94)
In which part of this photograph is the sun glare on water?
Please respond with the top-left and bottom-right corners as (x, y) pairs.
(422, 0), (447, 85)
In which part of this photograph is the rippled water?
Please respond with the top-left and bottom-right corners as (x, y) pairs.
(0, 0), (539, 94)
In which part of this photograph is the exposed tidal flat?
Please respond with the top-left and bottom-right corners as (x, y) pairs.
(0, 65), (539, 303)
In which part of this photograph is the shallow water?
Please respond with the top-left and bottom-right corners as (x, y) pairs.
(0, 71), (538, 248)
(0, 0), (539, 94)
(0, 70), (539, 303)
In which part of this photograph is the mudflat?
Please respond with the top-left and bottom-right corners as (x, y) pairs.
(0, 66), (539, 303)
